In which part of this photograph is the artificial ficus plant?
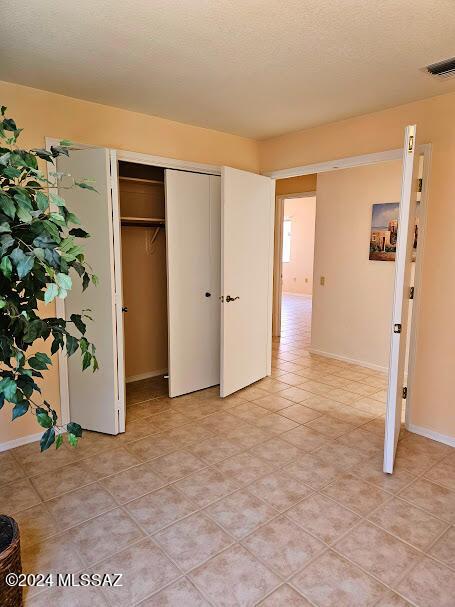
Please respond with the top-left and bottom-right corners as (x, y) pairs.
(0, 107), (98, 451)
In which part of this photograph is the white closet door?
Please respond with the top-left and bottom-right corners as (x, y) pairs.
(165, 170), (221, 397)
(384, 125), (419, 473)
(56, 147), (124, 434)
(220, 167), (275, 397)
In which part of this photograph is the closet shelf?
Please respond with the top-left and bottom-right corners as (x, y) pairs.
(121, 216), (165, 227)
(119, 176), (164, 185)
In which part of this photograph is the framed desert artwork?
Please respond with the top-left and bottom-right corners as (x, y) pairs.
(369, 202), (419, 261)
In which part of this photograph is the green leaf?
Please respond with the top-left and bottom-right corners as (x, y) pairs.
(0, 255), (12, 278)
(56, 272), (72, 291)
(67, 421), (82, 437)
(3, 117), (17, 131)
(36, 191), (49, 212)
(55, 433), (63, 449)
(40, 427), (55, 451)
(67, 432), (78, 447)
(36, 409), (53, 428)
(16, 254), (34, 279)
(44, 283), (59, 304)
(82, 273), (90, 291)
(23, 319), (45, 343)
(16, 203), (33, 223)
(66, 334), (79, 356)
(0, 298), (6, 309)
(28, 353), (51, 370)
(0, 377), (17, 400)
(49, 193), (67, 207)
(70, 313), (86, 335)
(0, 194), (15, 218)
(69, 228), (90, 238)
(75, 181), (97, 192)
(12, 401), (29, 420)
(82, 351), (92, 370)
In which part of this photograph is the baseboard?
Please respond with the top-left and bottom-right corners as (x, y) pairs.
(307, 347), (388, 373)
(0, 431), (44, 452)
(407, 423), (455, 448)
(283, 291), (312, 298)
(126, 369), (168, 384)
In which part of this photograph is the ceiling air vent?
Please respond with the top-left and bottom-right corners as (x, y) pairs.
(426, 57), (455, 79)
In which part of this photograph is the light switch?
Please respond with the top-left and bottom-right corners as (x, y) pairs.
(320, 276), (325, 286)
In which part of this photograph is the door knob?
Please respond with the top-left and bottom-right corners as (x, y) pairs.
(122, 306), (128, 312)
(226, 295), (240, 302)
(205, 292), (211, 297)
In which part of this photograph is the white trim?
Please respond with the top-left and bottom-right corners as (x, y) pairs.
(307, 347), (388, 373)
(116, 149), (221, 176)
(0, 431), (46, 452)
(282, 291), (312, 298)
(277, 191), (317, 200)
(407, 423), (455, 448)
(126, 369), (168, 384)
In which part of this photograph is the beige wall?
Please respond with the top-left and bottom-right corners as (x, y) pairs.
(311, 161), (402, 369)
(282, 196), (316, 295)
(0, 80), (259, 446)
(260, 91), (455, 441)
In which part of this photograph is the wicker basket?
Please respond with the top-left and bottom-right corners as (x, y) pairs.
(0, 515), (22, 607)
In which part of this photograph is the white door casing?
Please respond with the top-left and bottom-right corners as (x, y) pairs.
(384, 125), (419, 473)
(56, 147), (123, 434)
(165, 170), (221, 397)
(220, 166), (275, 397)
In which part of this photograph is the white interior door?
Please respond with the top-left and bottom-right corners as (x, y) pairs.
(384, 125), (419, 473)
(56, 147), (124, 434)
(165, 170), (221, 397)
(220, 167), (275, 397)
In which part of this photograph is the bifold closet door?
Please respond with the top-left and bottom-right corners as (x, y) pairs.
(56, 147), (124, 434)
(384, 125), (419, 473)
(165, 170), (221, 397)
(220, 167), (275, 397)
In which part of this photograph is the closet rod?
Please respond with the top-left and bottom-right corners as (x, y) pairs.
(121, 216), (165, 227)
(119, 176), (164, 185)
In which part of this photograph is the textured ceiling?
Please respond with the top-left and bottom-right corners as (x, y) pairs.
(1, 0), (455, 139)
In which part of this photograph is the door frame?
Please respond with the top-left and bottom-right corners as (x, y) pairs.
(273, 191), (317, 337)
(47, 137), (222, 427)
(267, 143), (432, 436)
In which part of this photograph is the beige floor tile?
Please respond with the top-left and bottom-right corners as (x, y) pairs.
(30, 459), (100, 500)
(25, 585), (109, 607)
(284, 452), (341, 490)
(428, 525), (455, 569)
(154, 512), (233, 571)
(96, 538), (180, 607)
(242, 515), (324, 577)
(70, 508), (144, 565)
(126, 485), (196, 533)
(374, 591), (413, 606)
(277, 387), (313, 404)
(163, 422), (216, 446)
(322, 473), (391, 515)
(396, 556), (455, 607)
(190, 544), (279, 606)
(351, 454), (416, 494)
(186, 436), (245, 464)
(368, 497), (447, 550)
(0, 478), (41, 514)
(334, 521), (420, 586)
(281, 426), (328, 452)
(204, 489), (278, 539)
(0, 451), (24, 486)
(46, 483), (117, 529)
(225, 422), (274, 448)
(148, 449), (206, 482)
(278, 403), (322, 424)
(99, 462), (166, 503)
(250, 436), (303, 466)
(291, 550), (386, 607)
(277, 372), (308, 387)
(304, 414), (355, 438)
(399, 478), (455, 522)
(126, 434), (177, 461)
(326, 387), (362, 405)
(258, 585), (313, 606)
(175, 467), (241, 507)
(253, 394), (300, 413)
(248, 471), (313, 511)
(238, 385), (271, 401)
(424, 452), (455, 491)
(229, 402), (271, 422)
(258, 378), (291, 393)
(286, 493), (360, 544)
(253, 412), (300, 434)
(146, 409), (192, 431)
(216, 452), (274, 486)
(139, 577), (210, 606)
(11, 441), (80, 475)
(314, 442), (366, 469)
(13, 503), (56, 545)
(336, 427), (384, 457)
(81, 447), (140, 479)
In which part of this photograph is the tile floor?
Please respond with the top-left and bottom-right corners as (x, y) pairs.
(1, 293), (454, 606)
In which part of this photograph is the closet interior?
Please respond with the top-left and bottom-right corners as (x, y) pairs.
(118, 161), (169, 405)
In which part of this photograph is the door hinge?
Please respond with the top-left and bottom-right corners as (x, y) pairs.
(409, 287), (414, 300)
(418, 178), (423, 193)
(408, 135), (414, 153)
(402, 387), (408, 399)
(393, 323), (402, 334)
